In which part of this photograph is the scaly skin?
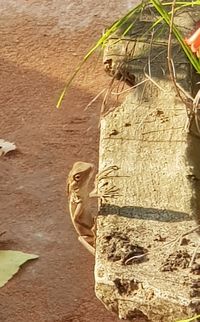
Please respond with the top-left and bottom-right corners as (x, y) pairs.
(67, 162), (96, 255)
(67, 162), (119, 255)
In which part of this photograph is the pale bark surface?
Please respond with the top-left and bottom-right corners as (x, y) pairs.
(0, 1), (136, 321)
(96, 5), (200, 322)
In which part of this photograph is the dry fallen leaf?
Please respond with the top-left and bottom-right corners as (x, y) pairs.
(0, 139), (16, 156)
(0, 250), (39, 288)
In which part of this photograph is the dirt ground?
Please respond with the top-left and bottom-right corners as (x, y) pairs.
(0, 1), (137, 321)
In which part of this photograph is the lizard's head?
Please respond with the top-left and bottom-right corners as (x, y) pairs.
(69, 162), (95, 187)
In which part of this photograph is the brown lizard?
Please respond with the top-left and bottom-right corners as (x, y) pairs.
(67, 161), (118, 255)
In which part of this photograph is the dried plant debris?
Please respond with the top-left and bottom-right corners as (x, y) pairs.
(103, 58), (135, 87)
(0, 139), (16, 156)
(160, 250), (191, 272)
(103, 232), (148, 265)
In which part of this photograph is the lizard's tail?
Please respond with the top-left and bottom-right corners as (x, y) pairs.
(78, 236), (95, 256)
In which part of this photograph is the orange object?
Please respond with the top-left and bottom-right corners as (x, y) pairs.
(185, 27), (200, 58)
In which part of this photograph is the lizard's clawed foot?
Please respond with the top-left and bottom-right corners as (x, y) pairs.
(95, 165), (119, 182)
(98, 185), (120, 203)
(90, 165), (120, 201)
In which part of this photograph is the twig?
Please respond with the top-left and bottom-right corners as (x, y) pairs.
(193, 88), (200, 108)
(166, 1), (200, 135)
(176, 82), (194, 101)
(189, 241), (200, 268)
(100, 77), (115, 116)
(144, 72), (166, 91)
(84, 89), (106, 111)
(167, 0), (187, 106)
(147, 30), (155, 77)
(125, 225), (200, 265)
(111, 79), (148, 95)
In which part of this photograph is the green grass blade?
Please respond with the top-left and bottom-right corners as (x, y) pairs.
(56, 0), (200, 108)
(56, 2), (145, 108)
(150, 0), (200, 73)
(176, 314), (200, 322)
(162, 1), (200, 5)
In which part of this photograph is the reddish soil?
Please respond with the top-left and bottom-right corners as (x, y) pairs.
(0, 1), (136, 321)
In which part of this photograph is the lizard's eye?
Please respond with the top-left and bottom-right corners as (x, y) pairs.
(74, 174), (81, 181)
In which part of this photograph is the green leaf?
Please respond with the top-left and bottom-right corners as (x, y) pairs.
(0, 250), (39, 288)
